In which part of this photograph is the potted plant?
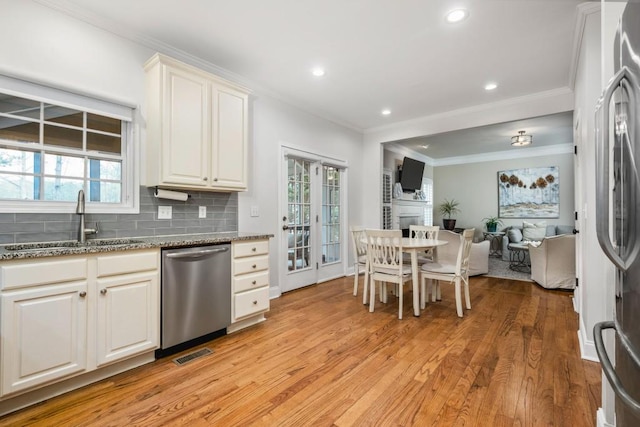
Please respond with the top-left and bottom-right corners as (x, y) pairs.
(438, 198), (460, 231)
(482, 216), (503, 233)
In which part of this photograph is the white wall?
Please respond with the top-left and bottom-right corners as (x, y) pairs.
(433, 153), (574, 238)
(0, 0), (365, 297)
(238, 95), (364, 296)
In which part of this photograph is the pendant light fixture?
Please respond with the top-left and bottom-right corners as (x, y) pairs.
(511, 130), (533, 146)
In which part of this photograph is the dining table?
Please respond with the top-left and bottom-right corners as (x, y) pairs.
(400, 237), (448, 316)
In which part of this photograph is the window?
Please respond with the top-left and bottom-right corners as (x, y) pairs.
(0, 77), (136, 213)
(423, 178), (434, 226)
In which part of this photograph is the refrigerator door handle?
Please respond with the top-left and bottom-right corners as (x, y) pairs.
(594, 321), (640, 417)
(595, 66), (636, 271)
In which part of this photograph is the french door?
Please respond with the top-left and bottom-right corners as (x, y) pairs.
(280, 149), (346, 292)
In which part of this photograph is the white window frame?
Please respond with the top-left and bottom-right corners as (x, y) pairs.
(0, 74), (138, 214)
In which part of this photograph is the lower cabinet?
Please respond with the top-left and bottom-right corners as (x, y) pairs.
(0, 249), (160, 399)
(1, 281), (88, 396)
(229, 239), (270, 332)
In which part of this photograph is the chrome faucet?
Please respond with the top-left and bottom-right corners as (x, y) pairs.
(76, 190), (98, 243)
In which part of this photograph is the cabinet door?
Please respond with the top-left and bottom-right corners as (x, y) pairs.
(1, 282), (88, 396)
(211, 83), (248, 190)
(96, 271), (159, 367)
(161, 65), (210, 186)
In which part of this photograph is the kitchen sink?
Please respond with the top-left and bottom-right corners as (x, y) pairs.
(4, 239), (145, 251)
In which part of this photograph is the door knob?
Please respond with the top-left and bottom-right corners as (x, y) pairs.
(282, 225), (290, 230)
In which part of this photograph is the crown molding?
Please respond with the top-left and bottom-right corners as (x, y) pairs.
(365, 86), (574, 137)
(33, 0), (364, 133)
(383, 144), (435, 167)
(568, 2), (602, 90)
(432, 143), (574, 167)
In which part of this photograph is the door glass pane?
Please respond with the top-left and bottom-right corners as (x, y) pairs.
(287, 157), (312, 272)
(322, 166), (341, 264)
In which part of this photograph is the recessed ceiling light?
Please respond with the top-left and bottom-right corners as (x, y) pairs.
(381, 109), (391, 116)
(421, 145), (429, 149)
(484, 82), (498, 91)
(311, 67), (325, 77)
(446, 8), (468, 23)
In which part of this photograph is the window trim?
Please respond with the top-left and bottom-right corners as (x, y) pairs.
(0, 75), (139, 214)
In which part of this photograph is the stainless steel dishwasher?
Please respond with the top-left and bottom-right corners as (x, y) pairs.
(158, 244), (231, 356)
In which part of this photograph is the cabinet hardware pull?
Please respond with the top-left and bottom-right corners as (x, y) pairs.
(203, 177), (208, 181)
(100, 289), (107, 295)
(252, 280), (257, 285)
(252, 247), (257, 252)
(253, 300), (257, 305)
(79, 291), (87, 298)
(252, 264), (257, 268)
(214, 177), (218, 181)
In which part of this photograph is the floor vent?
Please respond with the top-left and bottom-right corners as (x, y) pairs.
(172, 348), (213, 366)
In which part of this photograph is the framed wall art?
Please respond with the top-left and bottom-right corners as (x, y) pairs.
(498, 166), (559, 218)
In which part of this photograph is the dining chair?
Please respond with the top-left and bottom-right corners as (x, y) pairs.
(366, 229), (412, 319)
(420, 228), (474, 317)
(349, 226), (369, 303)
(407, 224), (440, 263)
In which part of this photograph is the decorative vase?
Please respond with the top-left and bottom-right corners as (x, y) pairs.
(443, 219), (456, 231)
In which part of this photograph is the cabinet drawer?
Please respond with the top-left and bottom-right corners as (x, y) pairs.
(234, 271), (269, 293)
(234, 287), (269, 320)
(233, 240), (269, 258)
(96, 250), (159, 278)
(233, 255), (269, 275)
(1, 257), (87, 290)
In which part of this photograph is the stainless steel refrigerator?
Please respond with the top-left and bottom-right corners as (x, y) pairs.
(595, 1), (640, 425)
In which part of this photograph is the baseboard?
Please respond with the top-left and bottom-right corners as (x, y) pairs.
(597, 408), (614, 427)
(578, 320), (599, 362)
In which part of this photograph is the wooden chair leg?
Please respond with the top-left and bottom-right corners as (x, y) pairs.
(454, 278), (463, 317)
(353, 263), (359, 296)
(398, 283), (403, 319)
(464, 279), (471, 309)
(362, 268), (369, 305)
(369, 277), (376, 313)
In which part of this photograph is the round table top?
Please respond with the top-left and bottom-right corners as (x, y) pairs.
(483, 231), (505, 236)
(509, 242), (530, 250)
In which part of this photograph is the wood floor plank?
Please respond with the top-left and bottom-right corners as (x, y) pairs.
(0, 275), (601, 426)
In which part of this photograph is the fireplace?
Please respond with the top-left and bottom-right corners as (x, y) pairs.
(392, 200), (428, 237)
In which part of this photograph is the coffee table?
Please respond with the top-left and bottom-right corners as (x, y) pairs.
(508, 242), (530, 272)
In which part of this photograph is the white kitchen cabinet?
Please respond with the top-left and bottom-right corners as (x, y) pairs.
(95, 251), (159, 367)
(1, 281), (88, 396)
(229, 239), (270, 332)
(0, 249), (160, 398)
(145, 53), (250, 192)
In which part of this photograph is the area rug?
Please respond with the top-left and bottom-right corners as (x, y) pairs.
(483, 257), (533, 282)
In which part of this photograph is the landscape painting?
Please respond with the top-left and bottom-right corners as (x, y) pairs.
(498, 166), (559, 218)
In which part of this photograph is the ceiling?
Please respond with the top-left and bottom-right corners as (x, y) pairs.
(387, 111), (575, 160)
(38, 0), (585, 155)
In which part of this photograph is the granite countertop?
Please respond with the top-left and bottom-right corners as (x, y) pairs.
(0, 232), (273, 261)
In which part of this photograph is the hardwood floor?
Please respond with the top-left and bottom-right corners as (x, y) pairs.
(0, 275), (601, 426)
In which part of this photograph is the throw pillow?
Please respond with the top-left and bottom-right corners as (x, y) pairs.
(523, 220), (547, 241)
(507, 228), (523, 243)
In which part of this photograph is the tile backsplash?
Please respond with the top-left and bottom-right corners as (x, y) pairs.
(0, 187), (238, 244)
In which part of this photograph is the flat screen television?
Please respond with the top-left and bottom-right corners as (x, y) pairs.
(399, 156), (425, 192)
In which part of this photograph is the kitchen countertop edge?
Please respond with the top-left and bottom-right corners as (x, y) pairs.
(0, 232), (274, 261)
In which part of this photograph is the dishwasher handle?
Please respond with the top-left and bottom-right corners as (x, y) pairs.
(165, 247), (229, 259)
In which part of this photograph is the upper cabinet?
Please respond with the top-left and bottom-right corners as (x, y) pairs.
(144, 54), (250, 192)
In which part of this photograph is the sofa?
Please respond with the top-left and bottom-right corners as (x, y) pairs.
(501, 223), (574, 262)
(435, 230), (489, 276)
(529, 234), (576, 289)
